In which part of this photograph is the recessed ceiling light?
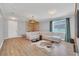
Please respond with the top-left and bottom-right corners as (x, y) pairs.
(48, 10), (56, 15)
(9, 16), (17, 20)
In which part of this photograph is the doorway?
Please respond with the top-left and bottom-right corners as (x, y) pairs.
(8, 20), (18, 38)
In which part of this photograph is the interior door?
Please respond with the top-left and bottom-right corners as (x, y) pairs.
(8, 20), (18, 38)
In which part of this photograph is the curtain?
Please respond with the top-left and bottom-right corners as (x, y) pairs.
(65, 18), (71, 42)
(50, 21), (52, 32)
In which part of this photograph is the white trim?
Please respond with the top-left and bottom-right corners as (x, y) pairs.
(0, 36), (22, 49)
(0, 40), (4, 49)
(7, 36), (22, 39)
(4, 35), (22, 40)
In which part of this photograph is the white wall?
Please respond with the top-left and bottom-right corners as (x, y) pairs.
(70, 15), (76, 39)
(0, 16), (3, 48)
(40, 21), (50, 32)
(18, 20), (26, 36)
(0, 16), (5, 48)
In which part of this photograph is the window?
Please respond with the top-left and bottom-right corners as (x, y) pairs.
(52, 19), (66, 33)
(50, 18), (71, 42)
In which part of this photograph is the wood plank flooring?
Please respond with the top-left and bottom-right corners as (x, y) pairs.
(0, 37), (48, 56)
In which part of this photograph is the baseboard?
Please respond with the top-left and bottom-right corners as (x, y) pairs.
(0, 40), (4, 49)
(5, 36), (22, 40)
(4, 36), (22, 40)
(0, 36), (22, 48)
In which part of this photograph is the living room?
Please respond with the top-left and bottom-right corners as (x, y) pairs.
(0, 3), (77, 56)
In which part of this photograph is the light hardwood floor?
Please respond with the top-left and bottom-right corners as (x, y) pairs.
(0, 37), (48, 56)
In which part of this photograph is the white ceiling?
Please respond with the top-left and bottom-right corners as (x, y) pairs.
(0, 3), (74, 22)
